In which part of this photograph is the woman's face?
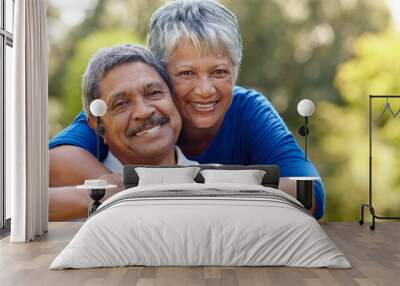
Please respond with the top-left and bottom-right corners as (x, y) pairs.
(165, 39), (235, 130)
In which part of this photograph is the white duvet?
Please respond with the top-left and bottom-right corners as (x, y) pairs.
(50, 183), (351, 269)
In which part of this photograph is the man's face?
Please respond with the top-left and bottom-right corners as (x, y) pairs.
(94, 62), (181, 164)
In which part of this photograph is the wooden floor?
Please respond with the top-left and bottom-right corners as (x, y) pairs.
(0, 222), (399, 286)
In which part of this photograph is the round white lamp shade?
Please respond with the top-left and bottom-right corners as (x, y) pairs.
(297, 99), (315, 117)
(90, 99), (107, 117)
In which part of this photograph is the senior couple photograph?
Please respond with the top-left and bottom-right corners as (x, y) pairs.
(54, 0), (396, 222)
(48, 0), (324, 222)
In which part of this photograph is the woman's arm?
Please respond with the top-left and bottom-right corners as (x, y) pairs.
(49, 145), (121, 221)
(49, 186), (91, 221)
(48, 110), (110, 186)
(278, 178), (316, 215)
(49, 145), (111, 187)
(238, 88), (325, 219)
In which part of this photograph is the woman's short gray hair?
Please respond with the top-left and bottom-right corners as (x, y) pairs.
(82, 44), (173, 119)
(147, 0), (242, 71)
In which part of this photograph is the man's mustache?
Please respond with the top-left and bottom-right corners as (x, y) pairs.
(125, 115), (170, 137)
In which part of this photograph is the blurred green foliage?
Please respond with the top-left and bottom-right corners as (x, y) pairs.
(47, 0), (400, 221)
(62, 30), (139, 124)
(324, 30), (400, 220)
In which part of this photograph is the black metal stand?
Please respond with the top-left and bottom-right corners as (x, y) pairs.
(96, 116), (100, 160)
(298, 117), (309, 161)
(88, 188), (105, 216)
(304, 116), (308, 161)
(359, 95), (400, 230)
(89, 117), (103, 216)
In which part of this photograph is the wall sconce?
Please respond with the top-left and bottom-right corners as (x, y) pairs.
(297, 99), (315, 161)
(79, 99), (111, 216)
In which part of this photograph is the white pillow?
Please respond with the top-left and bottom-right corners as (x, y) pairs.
(135, 167), (201, 186)
(200, 169), (266, 185)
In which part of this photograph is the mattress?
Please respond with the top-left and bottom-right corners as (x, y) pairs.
(50, 183), (350, 269)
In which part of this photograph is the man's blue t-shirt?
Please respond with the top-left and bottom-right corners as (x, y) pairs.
(49, 86), (325, 219)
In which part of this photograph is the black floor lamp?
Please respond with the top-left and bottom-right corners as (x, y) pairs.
(78, 99), (114, 216)
(294, 99), (318, 210)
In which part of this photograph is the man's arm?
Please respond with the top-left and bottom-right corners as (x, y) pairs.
(49, 172), (123, 221)
(49, 145), (111, 187)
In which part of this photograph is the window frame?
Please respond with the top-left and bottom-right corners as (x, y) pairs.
(1, 0), (14, 232)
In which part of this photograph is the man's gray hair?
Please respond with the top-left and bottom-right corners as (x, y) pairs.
(82, 44), (173, 119)
(147, 0), (242, 73)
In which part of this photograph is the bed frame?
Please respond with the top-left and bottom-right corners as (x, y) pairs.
(87, 165), (314, 215)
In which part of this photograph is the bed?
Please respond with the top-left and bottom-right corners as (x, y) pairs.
(50, 165), (350, 269)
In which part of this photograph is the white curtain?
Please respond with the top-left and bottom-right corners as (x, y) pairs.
(7, 0), (48, 242)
